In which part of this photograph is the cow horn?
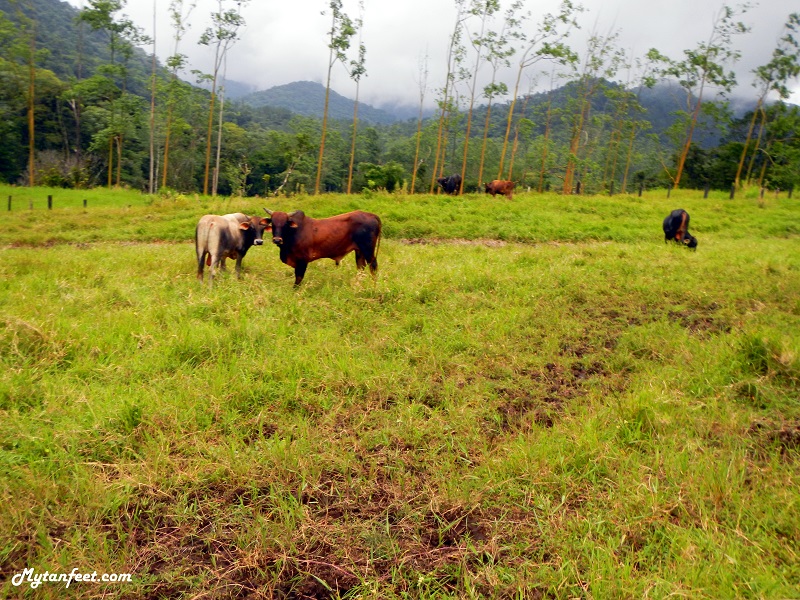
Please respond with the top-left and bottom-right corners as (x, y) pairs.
(263, 207), (272, 215)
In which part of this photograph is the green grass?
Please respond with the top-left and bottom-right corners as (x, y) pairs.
(1, 188), (799, 598)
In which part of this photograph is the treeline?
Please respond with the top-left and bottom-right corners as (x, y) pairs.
(0, 0), (799, 196)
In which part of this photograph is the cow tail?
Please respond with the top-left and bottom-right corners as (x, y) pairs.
(371, 218), (382, 274)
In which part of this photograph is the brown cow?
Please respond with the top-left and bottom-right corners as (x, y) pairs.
(484, 179), (515, 199)
(195, 213), (270, 286)
(263, 208), (382, 286)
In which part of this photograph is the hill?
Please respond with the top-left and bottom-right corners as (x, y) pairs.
(239, 81), (405, 125)
(0, 0), (156, 97)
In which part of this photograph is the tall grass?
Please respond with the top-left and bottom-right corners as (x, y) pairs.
(1, 188), (798, 598)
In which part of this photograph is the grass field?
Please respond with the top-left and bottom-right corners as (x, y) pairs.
(1, 185), (799, 599)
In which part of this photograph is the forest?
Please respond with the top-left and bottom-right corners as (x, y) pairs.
(0, 0), (799, 197)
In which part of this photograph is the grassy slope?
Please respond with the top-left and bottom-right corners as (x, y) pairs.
(0, 187), (799, 598)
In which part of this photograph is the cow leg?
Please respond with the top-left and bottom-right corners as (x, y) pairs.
(197, 250), (207, 281)
(209, 255), (224, 287)
(294, 261), (308, 287)
(234, 256), (243, 279)
(354, 249), (367, 271)
(356, 242), (378, 277)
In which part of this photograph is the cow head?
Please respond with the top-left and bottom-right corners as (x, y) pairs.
(263, 209), (304, 246)
(683, 233), (698, 250)
(239, 215), (270, 246)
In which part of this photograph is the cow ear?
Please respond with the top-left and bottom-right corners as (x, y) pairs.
(239, 221), (251, 230)
(260, 217), (270, 226)
(288, 210), (304, 228)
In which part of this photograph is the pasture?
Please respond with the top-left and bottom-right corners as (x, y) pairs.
(1, 186), (799, 599)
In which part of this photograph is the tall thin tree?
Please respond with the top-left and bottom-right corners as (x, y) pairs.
(562, 28), (625, 194)
(429, 0), (467, 193)
(734, 13), (800, 189)
(346, 2), (366, 195)
(162, 0), (196, 190)
(198, 0), (248, 196)
(411, 50), (429, 194)
(654, 3), (750, 189)
(477, 1), (521, 189)
(148, 0), (157, 193)
(458, 0), (500, 194)
(497, 0), (581, 180)
(315, 0), (356, 195)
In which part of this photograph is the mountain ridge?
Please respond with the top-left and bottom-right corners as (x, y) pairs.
(238, 81), (413, 125)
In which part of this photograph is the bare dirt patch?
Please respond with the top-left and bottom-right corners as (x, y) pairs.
(399, 237), (508, 247)
(749, 420), (800, 457)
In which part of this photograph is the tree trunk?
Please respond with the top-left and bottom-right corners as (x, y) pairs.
(734, 100), (761, 189)
(346, 83), (360, 194)
(621, 122), (637, 193)
(563, 98), (589, 194)
(148, 1), (157, 195)
(410, 100), (424, 193)
(162, 101), (174, 189)
(203, 84), (217, 195)
(745, 107), (767, 186)
(27, 32), (36, 187)
(497, 66), (524, 179)
(673, 81), (706, 188)
(116, 135), (123, 187)
(108, 137), (114, 188)
(477, 99), (494, 188)
(508, 91), (534, 181)
(538, 96), (553, 192)
(213, 65), (227, 197)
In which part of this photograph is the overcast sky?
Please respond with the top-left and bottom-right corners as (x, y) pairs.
(64, 0), (800, 109)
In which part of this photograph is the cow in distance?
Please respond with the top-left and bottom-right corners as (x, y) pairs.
(263, 208), (382, 287)
(437, 174), (462, 195)
(195, 213), (270, 286)
(663, 208), (698, 250)
(484, 179), (515, 199)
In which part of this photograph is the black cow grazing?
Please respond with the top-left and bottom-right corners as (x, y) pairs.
(437, 174), (462, 195)
(263, 209), (382, 286)
(663, 209), (698, 250)
(195, 213), (270, 286)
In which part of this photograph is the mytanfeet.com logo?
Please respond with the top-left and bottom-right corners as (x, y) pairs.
(11, 568), (132, 589)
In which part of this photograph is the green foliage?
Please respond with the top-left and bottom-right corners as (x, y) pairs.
(358, 161), (406, 192)
(0, 0), (798, 197)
